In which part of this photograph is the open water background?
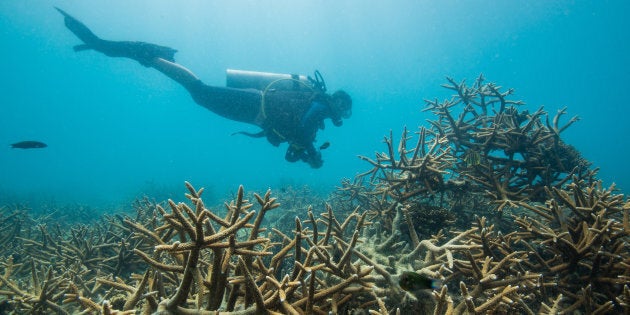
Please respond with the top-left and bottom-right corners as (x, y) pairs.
(1, 1), (628, 207)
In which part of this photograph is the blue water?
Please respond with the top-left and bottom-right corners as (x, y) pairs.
(1, 1), (629, 206)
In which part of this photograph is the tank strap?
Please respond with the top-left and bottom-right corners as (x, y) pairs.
(231, 130), (266, 138)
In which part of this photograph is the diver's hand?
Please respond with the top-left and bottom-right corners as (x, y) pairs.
(285, 145), (302, 163)
(304, 150), (323, 169)
(285, 144), (323, 168)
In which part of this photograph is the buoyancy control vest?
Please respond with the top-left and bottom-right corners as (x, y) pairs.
(262, 89), (328, 146)
(227, 70), (329, 146)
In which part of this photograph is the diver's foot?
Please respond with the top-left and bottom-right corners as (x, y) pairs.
(56, 7), (177, 67)
(95, 40), (178, 67)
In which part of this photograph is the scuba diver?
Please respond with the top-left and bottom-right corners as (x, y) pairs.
(56, 8), (352, 168)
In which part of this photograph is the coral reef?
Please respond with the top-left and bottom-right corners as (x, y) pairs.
(337, 75), (629, 313)
(0, 184), (384, 314)
(1, 76), (628, 314)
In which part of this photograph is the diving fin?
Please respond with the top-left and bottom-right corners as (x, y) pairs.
(96, 40), (178, 66)
(55, 7), (100, 46)
(56, 7), (178, 67)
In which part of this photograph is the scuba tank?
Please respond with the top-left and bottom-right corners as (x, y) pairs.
(226, 69), (327, 92)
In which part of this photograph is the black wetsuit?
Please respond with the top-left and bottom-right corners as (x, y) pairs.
(185, 81), (331, 168)
(262, 90), (333, 168)
(57, 7), (333, 168)
(186, 80), (263, 124)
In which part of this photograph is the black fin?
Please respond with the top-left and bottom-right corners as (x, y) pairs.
(96, 40), (177, 66)
(55, 7), (100, 45)
(56, 7), (178, 66)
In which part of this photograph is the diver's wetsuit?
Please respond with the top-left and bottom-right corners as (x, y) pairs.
(261, 90), (336, 168)
(186, 80), (263, 125)
(57, 7), (332, 168)
(186, 79), (330, 168)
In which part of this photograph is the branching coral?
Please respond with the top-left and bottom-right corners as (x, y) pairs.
(511, 179), (630, 313)
(0, 182), (394, 314)
(337, 76), (629, 314)
(1, 76), (628, 315)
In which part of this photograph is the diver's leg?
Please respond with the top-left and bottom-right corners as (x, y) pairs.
(151, 58), (262, 125)
(58, 8), (262, 125)
(188, 83), (263, 125)
(150, 58), (200, 89)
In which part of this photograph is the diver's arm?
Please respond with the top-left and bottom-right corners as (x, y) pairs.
(303, 143), (323, 168)
(301, 102), (329, 132)
(292, 102), (327, 168)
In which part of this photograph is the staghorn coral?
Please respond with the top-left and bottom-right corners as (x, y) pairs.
(511, 179), (630, 313)
(0, 183), (396, 314)
(336, 76), (629, 314)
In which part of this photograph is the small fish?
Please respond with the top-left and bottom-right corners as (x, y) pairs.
(463, 149), (481, 167)
(10, 141), (48, 149)
(398, 271), (440, 291)
(319, 142), (330, 150)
